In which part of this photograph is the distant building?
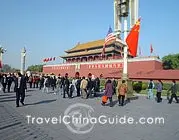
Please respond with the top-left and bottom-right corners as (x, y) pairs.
(43, 39), (179, 80)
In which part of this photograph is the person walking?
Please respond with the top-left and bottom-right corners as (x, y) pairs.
(28, 75), (33, 88)
(39, 75), (45, 90)
(1, 74), (7, 93)
(63, 73), (70, 98)
(7, 73), (13, 93)
(112, 78), (117, 95)
(156, 80), (163, 103)
(51, 75), (56, 91)
(168, 80), (179, 104)
(15, 72), (26, 107)
(43, 76), (49, 93)
(101, 79), (113, 107)
(87, 73), (94, 98)
(75, 72), (81, 97)
(80, 76), (88, 99)
(94, 77), (100, 93)
(147, 80), (155, 99)
(54, 76), (61, 95)
(117, 80), (127, 106)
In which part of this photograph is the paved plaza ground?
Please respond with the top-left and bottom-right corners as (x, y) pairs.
(0, 88), (179, 140)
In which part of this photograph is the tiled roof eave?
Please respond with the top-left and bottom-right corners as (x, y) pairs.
(61, 49), (120, 58)
(65, 39), (116, 53)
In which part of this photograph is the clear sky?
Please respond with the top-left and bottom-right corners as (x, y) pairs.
(0, 0), (179, 69)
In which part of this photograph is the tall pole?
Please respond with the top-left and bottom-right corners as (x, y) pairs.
(114, 0), (138, 79)
(114, 0), (121, 38)
(129, 0), (139, 28)
(123, 17), (128, 80)
(0, 46), (6, 70)
(21, 47), (26, 75)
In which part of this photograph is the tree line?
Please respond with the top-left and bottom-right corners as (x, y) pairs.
(162, 53), (179, 69)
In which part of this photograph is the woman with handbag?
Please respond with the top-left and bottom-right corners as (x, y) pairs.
(101, 79), (113, 107)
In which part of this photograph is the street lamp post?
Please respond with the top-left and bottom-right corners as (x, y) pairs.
(117, 0), (129, 80)
(114, 0), (139, 100)
(0, 45), (7, 69)
(21, 47), (26, 75)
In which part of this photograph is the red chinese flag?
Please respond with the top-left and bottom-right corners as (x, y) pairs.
(49, 57), (52, 61)
(150, 44), (153, 53)
(43, 58), (46, 62)
(126, 18), (141, 57)
(46, 58), (49, 62)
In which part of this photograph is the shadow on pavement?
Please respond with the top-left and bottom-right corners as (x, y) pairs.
(25, 99), (57, 106)
(0, 94), (31, 100)
(0, 99), (16, 103)
(0, 93), (12, 96)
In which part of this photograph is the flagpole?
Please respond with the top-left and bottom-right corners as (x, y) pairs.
(122, 17), (128, 80)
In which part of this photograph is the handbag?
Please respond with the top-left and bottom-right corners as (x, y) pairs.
(102, 95), (108, 103)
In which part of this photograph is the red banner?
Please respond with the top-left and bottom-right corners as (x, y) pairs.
(88, 63), (123, 69)
(52, 66), (69, 70)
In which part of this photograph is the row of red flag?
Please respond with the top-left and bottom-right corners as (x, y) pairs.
(43, 57), (56, 62)
(138, 44), (154, 56)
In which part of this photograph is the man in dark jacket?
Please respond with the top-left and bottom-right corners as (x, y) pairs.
(1, 74), (7, 93)
(168, 80), (179, 104)
(94, 77), (100, 93)
(75, 72), (81, 97)
(87, 73), (94, 98)
(15, 72), (27, 107)
(7, 73), (13, 93)
(63, 73), (70, 98)
(112, 78), (117, 95)
(39, 75), (44, 90)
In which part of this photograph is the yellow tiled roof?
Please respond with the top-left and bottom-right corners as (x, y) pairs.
(61, 47), (121, 58)
(66, 39), (114, 53)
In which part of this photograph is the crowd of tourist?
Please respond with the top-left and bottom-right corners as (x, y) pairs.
(0, 72), (178, 107)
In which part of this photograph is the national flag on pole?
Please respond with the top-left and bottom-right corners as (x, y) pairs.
(49, 57), (52, 61)
(126, 18), (141, 57)
(53, 57), (56, 61)
(150, 44), (153, 54)
(102, 26), (116, 55)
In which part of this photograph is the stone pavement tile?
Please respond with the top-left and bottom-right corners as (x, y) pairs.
(0, 102), (54, 140)
(1, 89), (179, 140)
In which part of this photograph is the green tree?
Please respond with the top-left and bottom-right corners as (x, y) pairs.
(27, 64), (44, 72)
(162, 54), (179, 69)
(1, 64), (12, 72)
(0, 64), (20, 73)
